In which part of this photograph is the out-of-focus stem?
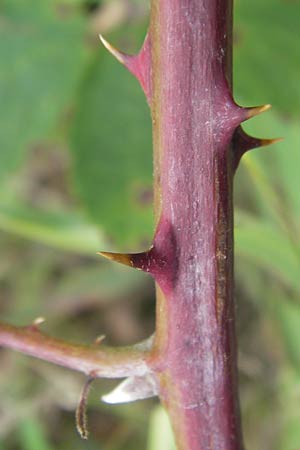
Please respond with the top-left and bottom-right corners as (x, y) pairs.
(0, 322), (149, 378)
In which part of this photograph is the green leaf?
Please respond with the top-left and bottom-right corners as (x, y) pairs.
(0, 200), (103, 255)
(71, 29), (153, 249)
(50, 264), (149, 318)
(147, 406), (176, 450)
(234, 0), (300, 115)
(235, 214), (300, 293)
(271, 292), (300, 370)
(277, 368), (300, 450)
(18, 417), (53, 450)
(241, 111), (300, 221)
(0, 0), (88, 184)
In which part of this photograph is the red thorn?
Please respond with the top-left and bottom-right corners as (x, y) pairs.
(98, 218), (177, 294)
(97, 242), (171, 280)
(99, 33), (152, 102)
(232, 126), (281, 171)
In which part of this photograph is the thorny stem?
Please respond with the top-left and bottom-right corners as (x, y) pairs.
(0, 322), (149, 378)
(147, 0), (244, 449)
(0, 0), (273, 448)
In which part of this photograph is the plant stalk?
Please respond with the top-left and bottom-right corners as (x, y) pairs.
(148, 0), (244, 448)
(0, 322), (149, 378)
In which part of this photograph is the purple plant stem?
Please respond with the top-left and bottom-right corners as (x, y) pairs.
(148, 0), (245, 448)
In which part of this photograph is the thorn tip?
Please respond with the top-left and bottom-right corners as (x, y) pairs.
(33, 317), (46, 326)
(261, 137), (283, 146)
(97, 251), (133, 267)
(232, 127), (282, 171)
(95, 335), (106, 345)
(245, 103), (272, 120)
(99, 34), (127, 65)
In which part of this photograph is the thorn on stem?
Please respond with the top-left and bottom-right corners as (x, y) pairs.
(99, 34), (128, 65)
(76, 377), (95, 440)
(243, 103), (272, 120)
(94, 335), (106, 345)
(99, 33), (152, 102)
(33, 317), (46, 326)
(232, 126), (282, 171)
(97, 251), (133, 268)
(260, 137), (283, 146)
(98, 218), (177, 293)
(97, 247), (159, 274)
(28, 317), (46, 331)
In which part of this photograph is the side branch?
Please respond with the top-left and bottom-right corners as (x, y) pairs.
(0, 322), (150, 379)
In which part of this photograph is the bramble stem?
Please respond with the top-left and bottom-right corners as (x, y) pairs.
(147, 0), (244, 448)
(0, 322), (149, 378)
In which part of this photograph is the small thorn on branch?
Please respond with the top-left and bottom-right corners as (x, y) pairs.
(97, 248), (154, 273)
(28, 317), (46, 332)
(232, 126), (282, 171)
(33, 317), (46, 326)
(260, 137), (283, 146)
(243, 103), (272, 121)
(98, 218), (177, 293)
(99, 33), (152, 101)
(99, 34), (128, 65)
(97, 251), (134, 268)
(94, 334), (106, 345)
(98, 246), (164, 275)
(76, 377), (95, 440)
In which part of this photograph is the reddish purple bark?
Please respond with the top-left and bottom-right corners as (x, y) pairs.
(148, 1), (244, 448)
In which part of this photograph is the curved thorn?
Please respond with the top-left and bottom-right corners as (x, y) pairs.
(244, 103), (272, 120)
(99, 34), (128, 65)
(237, 129), (281, 152)
(260, 137), (283, 146)
(33, 317), (46, 326)
(232, 127), (282, 171)
(99, 33), (152, 102)
(94, 335), (106, 345)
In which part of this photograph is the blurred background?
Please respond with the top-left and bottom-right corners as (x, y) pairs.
(0, 0), (300, 449)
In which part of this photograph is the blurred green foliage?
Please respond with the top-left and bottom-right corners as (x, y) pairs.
(71, 25), (153, 248)
(0, 0), (300, 449)
(0, 0), (88, 183)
